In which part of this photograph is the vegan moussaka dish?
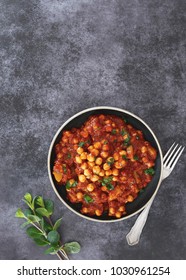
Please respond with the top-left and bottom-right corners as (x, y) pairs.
(52, 114), (157, 219)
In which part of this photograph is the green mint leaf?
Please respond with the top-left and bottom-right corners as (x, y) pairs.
(41, 218), (53, 233)
(36, 207), (50, 217)
(44, 245), (62, 255)
(35, 196), (45, 208)
(24, 193), (32, 204)
(26, 226), (43, 239)
(63, 242), (81, 254)
(23, 209), (33, 218)
(44, 199), (54, 215)
(84, 194), (94, 203)
(20, 221), (31, 228)
(53, 218), (62, 231)
(27, 214), (41, 223)
(15, 208), (25, 218)
(144, 168), (155, 175)
(33, 236), (50, 247)
(47, 230), (60, 245)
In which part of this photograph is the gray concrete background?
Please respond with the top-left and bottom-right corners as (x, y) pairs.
(0, 0), (186, 260)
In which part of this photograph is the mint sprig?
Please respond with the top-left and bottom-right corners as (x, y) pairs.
(15, 193), (81, 260)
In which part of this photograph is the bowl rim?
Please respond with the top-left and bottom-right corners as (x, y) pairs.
(48, 106), (163, 223)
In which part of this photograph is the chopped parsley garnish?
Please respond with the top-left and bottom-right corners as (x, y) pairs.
(111, 129), (117, 134)
(107, 157), (114, 166)
(122, 155), (127, 160)
(120, 128), (127, 136)
(104, 140), (108, 144)
(101, 176), (114, 190)
(123, 135), (131, 146)
(123, 117), (127, 123)
(78, 141), (85, 147)
(62, 164), (67, 173)
(67, 153), (71, 159)
(65, 180), (78, 190)
(133, 155), (139, 160)
(84, 194), (94, 203)
(144, 168), (155, 175)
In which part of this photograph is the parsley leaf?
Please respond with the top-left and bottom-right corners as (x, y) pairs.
(144, 168), (155, 175)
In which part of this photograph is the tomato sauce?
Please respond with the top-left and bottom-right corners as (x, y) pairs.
(53, 114), (157, 218)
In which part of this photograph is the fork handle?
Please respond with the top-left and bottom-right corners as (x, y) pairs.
(126, 198), (153, 246)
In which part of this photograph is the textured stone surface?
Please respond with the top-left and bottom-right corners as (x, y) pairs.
(0, 0), (185, 260)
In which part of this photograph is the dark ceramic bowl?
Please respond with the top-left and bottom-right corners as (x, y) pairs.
(48, 106), (163, 222)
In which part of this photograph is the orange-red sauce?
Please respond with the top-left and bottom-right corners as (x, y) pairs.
(53, 114), (157, 218)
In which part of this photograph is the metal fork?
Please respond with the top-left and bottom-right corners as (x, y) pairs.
(126, 143), (185, 246)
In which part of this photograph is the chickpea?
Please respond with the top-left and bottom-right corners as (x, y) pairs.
(91, 149), (99, 157)
(81, 162), (88, 170)
(88, 161), (95, 168)
(119, 206), (125, 212)
(75, 155), (82, 164)
(95, 209), (102, 216)
(102, 144), (109, 151)
(95, 157), (103, 165)
(114, 161), (123, 169)
(103, 163), (110, 171)
(91, 175), (99, 182)
(77, 147), (84, 154)
(100, 151), (109, 158)
(105, 170), (112, 176)
(73, 144), (78, 150)
(76, 192), (83, 200)
(112, 176), (118, 181)
(87, 154), (95, 162)
(63, 131), (71, 137)
(141, 146), (147, 153)
(119, 150), (127, 156)
(57, 153), (63, 159)
(113, 152), (119, 161)
(80, 130), (89, 138)
(84, 169), (92, 178)
(93, 142), (102, 149)
(72, 138), (79, 144)
(82, 207), (88, 214)
(120, 176), (127, 181)
(88, 145), (94, 151)
(101, 186), (107, 191)
(99, 114), (105, 121)
(69, 179), (75, 185)
(80, 152), (87, 160)
(78, 174), (86, 183)
(115, 211), (122, 218)
(112, 168), (119, 176)
(99, 170), (105, 177)
(127, 195), (134, 202)
(93, 165), (101, 174)
(87, 183), (95, 192)
(109, 207), (115, 215)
